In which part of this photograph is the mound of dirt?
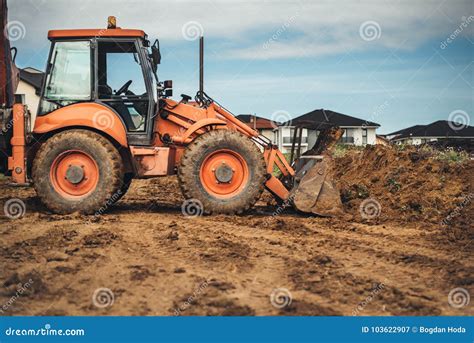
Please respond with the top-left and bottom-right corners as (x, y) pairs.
(334, 145), (473, 230)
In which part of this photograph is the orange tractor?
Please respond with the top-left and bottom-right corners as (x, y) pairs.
(0, 5), (343, 216)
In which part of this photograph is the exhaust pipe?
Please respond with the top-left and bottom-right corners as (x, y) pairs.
(199, 36), (204, 94)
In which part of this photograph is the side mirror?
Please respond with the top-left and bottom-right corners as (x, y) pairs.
(164, 89), (173, 97)
(150, 39), (161, 71)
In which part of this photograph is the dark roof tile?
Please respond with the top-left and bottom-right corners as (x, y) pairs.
(290, 109), (380, 129)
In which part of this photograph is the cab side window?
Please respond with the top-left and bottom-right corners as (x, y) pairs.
(97, 41), (149, 132)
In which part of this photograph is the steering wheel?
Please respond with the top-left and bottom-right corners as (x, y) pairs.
(115, 80), (133, 95)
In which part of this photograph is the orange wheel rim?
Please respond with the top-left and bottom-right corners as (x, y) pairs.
(200, 149), (249, 199)
(50, 150), (99, 199)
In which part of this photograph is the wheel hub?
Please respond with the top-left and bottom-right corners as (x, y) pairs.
(50, 150), (99, 199)
(200, 149), (249, 199)
(215, 163), (234, 183)
(65, 165), (85, 184)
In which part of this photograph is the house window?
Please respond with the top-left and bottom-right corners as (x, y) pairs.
(283, 128), (308, 144)
(362, 128), (368, 144)
(340, 128), (355, 144)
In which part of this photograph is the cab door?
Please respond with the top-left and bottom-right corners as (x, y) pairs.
(95, 38), (154, 145)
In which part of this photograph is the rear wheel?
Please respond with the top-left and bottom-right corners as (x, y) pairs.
(32, 129), (124, 214)
(178, 130), (266, 214)
(111, 173), (133, 204)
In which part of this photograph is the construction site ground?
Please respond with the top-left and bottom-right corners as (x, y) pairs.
(1, 146), (472, 316)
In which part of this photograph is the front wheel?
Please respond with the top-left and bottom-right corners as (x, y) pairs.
(32, 129), (124, 214)
(178, 130), (266, 214)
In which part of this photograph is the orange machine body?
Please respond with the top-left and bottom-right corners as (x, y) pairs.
(7, 24), (295, 202)
(33, 103), (129, 147)
(8, 101), (27, 184)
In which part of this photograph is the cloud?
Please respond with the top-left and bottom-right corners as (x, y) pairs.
(8, 0), (473, 61)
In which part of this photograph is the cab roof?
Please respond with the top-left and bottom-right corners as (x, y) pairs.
(48, 28), (146, 39)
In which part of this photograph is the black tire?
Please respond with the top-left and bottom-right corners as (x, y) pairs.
(178, 130), (266, 214)
(32, 129), (124, 214)
(111, 173), (133, 204)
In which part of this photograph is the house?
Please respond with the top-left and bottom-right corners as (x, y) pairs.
(376, 135), (391, 146)
(274, 109), (380, 154)
(17, 67), (43, 122)
(387, 120), (474, 149)
(236, 114), (277, 142)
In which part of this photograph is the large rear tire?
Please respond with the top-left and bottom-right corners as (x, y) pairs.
(111, 173), (133, 205)
(178, 130), (266, 214)
(32, 129), (124, 214)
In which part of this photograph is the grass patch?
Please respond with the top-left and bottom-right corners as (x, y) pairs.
(333, 144), (364, 158)
(419, 146), (470, 163)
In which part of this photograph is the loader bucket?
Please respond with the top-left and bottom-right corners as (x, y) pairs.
(290, 127), (344, 217)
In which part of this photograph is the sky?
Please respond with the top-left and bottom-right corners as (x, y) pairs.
(6, 0), (474, 134)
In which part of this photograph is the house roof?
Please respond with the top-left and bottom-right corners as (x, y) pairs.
(389, 120), (474, 139)
(387, 125), (426, 136)
(290, 109), (380, 129)
(19, 67), (43, 94)
(236, 114), (276, 130)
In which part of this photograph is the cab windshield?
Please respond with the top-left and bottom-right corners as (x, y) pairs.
(38, 41), (91, 115)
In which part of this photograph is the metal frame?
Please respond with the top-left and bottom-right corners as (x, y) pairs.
(93, 37), (155, 145)
(37, 36), (156, 146)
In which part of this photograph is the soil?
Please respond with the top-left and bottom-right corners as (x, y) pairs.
(0, 146), (472, 316)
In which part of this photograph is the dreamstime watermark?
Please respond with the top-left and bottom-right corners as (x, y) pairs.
(352, 280), (387, 315)
(362, 100), (390, 130)
(262, 193), (296, 227)
(263, 11), (300, 50)
(359, 21), (382, 41)
(92, 110), (115, 130)
(92, 288), (114, 308)
(2, 111), (15, 134)
(4, 20), (26, 42)
(270, 110), (292, 129)
(4, 324), (85, 337)
(440, 16), (474, 49)
(447, 287), (470, 309)
(3, 198), (26, 219)
(85, 189), (123, 225)
(448, 110), (470, 131)
(270, 287), (292, 309)
(359, 198), (381, 219)
(181, 198), (204, 218)
(182, 21), (204, 41)
(0, 279), (34, 314)
(173, 280), (209, 316)
(441, 192), (473, 226)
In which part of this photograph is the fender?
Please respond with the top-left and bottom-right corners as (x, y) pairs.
(170, 118), (227, 144)
(34, 102), (128, 147)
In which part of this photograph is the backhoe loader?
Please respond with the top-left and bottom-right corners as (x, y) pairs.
(0, 1), (343, 216)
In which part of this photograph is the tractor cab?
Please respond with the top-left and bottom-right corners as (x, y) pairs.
(37, 18), (167, 145)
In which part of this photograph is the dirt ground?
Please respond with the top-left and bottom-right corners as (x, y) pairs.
(0, 146), (472, 316)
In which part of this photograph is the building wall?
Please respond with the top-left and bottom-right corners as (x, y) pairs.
(343, 127), (377, 145)
(275, 126), (309, 154)
(274, 126), (377, 151)
(16, 81), (40, 128)
(367, 128), (377, 145)
(394, 137), (440, 145)
(260, 129), (274, 141)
